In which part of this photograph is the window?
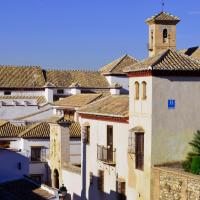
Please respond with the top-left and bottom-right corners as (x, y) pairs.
(31, 147), (41, 162)
(116, 179), (126, 200)
(57, 89), (64, 94)
(98, 170), (104, 191)
(135, 82), (139, 100)
(142, 81), (147, 100)
(0, 141), (10, 148)
(163, 29), (168, 43)
(4, 91), (11, 95)
(135, 133), (144, 170)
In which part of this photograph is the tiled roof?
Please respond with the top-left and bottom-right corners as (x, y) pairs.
(146, 12), (180, 24)
(0, 120), (81, 139)
(124, 49), (200, 72)
(54, 93), (104, 107)
(46, 70), (109, 88)
(99, 55), (138, 75)
(0, 179), (55, 200)
(0, 66), (45, 88)
(179, 47), (200, 61)
(18, 122), (50, 139)
(0, 96), (47, 105)
(69, 122), (81, 138)
(78, 95), (129, 117)
(0, 121), (26, 137)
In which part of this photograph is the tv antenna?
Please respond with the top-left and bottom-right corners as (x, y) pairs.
(161, 0), (165, 12)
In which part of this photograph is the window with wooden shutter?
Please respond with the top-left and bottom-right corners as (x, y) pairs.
(98, 170), (104, 191)
(135, 133), (144, 170)
(86, 126), (90, 144)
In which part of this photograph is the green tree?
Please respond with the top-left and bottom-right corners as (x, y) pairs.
(183, 130), (200, 174)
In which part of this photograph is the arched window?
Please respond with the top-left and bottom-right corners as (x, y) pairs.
(142, 81), (147, 100)
(135, 82), (139, 100)
(163, 29), (168, 43)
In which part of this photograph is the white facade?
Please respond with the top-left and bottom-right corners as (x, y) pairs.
(0, 148), (29, 183)
(80, 118), (132, 200)
(9, 138), (51, 183)
(128, 74), (200, 200)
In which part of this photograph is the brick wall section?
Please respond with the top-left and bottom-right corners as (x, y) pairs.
(151, 167), (200, 200)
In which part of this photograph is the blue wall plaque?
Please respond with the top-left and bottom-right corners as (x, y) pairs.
(168, 99), (175, 109)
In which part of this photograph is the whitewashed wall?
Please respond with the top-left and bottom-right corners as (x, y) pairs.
(80, 117), (133, 200)
(70, 138), (81, 165)
(0, 148), (29, 183)
(62, 169), (82, 200)
(152, 76), (200, 164)
(129, 76), (153, 200)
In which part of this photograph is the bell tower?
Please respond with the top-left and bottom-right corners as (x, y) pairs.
(146, 12), (180, 57)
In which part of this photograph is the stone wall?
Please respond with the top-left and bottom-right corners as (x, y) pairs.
(151, 167), (200, 200)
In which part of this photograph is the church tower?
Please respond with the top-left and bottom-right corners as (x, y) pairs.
(146, 12), (180, 57)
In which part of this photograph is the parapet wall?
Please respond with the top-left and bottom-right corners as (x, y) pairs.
(151, 167), (200, 200)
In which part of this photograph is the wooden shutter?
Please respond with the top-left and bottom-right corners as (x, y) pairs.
(98, 170), (104, 191)
(86, 126), (90, 144)
(135, 133), (144, 170)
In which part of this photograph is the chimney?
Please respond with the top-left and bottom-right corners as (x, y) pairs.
(69, 82), (81, 95)
(110, 83), (122, 95)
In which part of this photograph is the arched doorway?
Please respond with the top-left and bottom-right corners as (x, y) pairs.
(53, 169), (59, 189)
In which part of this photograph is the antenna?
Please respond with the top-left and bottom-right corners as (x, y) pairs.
(161, 0), (165, 12)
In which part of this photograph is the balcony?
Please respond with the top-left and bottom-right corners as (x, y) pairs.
(97, 145), (116, 165)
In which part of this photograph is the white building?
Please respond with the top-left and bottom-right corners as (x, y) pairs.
(60, 11), (200, 200)
(0, 119), (81, 185)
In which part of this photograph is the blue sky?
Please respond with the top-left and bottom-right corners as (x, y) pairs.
(0, 0), (199, 70)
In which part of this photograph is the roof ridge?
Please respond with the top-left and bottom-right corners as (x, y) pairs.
(86, 93), (103, 104)
(46, 69), (99, 73)
(0, 65), (42, 68)
(110, 55), (129, 72)
(18, 122), (42, 137)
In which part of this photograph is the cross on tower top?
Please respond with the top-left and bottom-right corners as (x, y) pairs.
(162, 0), (165, 12)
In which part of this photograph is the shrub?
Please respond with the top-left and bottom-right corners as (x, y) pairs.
(182, 130), (200, 174)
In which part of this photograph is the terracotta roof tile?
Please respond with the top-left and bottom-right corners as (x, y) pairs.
(69, 122), (81, 138)
(0, 66), (45, 88)
(54, 93), (104, 107)
(146, 12), (180, 24)
(18, 122), (50, 139)
(46, 70), (109, 88)
(124, 49), (200, 72)
(78, 95), (129, 117)
(0, 121), (27, 137)
(99, 55), (138, 75)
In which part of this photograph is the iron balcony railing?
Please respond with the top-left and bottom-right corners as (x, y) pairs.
(97, 145), (116, 165)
